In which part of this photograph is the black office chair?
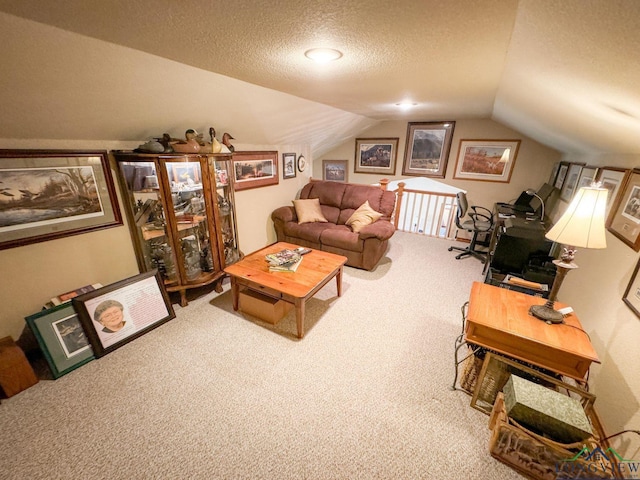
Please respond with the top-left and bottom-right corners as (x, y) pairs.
(448, 192), (493, 262)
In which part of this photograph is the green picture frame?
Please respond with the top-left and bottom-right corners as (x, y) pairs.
(25, 303), (94, 379)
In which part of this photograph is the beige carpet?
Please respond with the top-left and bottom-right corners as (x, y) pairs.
(1, 232), (524, 479)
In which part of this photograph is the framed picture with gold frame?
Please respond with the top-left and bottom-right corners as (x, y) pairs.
(607, 168), (640, 251)
(354, 138), (398, 175)
(452, 139), (520, 183)
(402, 121), (455, 178)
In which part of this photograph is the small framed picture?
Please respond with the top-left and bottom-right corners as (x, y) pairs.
(323, 160), (348, 182)
(597, 167), (629, 218)
(282, 152), (296, 179)
(452, 139), (521, 183)
(72, 270), (175, 357)
(576, 166), (598, 190)
(548, 162), (561, 186)
(354, 138), (398, 175)
(231, 151), (279, 191)
(607, 169), (640, 251)
(554, 162), (570, 190)
(623, 257), (640, 319)
(402, 121), (455, 177)
(560, 163), (585, 202)
(25, 303), (94, 378)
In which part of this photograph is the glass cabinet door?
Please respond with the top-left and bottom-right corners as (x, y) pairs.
(117, 160), (178, 285)
(212, 157), (240, 265)
(164, 159), (216, 282)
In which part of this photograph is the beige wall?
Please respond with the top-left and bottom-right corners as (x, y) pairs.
(0, 139), (309, 341)
(317, 118), (563, 218)
(557, 152), (640, 458)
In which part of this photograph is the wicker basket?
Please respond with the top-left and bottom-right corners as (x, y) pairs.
(489, 393), (613, 480)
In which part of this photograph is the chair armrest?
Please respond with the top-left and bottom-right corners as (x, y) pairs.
(271, 206), (297, 223)
(358, 220), (396, 241)
(469, 206), (493, 231)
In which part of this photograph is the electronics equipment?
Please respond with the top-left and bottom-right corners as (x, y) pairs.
(496, 183), (559, 219)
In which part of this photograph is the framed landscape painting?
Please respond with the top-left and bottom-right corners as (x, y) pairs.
(0, 150), (122, 251)
(323, 160), (348, 182)
(354, 138), (398, 175)
(231, 151), (279, 191)
(607, 169), (640, 251)
(452, 140), (520, 183)
(402, 121), (455, 178)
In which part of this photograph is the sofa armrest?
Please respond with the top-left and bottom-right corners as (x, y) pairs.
(358, 220), (395, 241)
(272, 206), (297, 223)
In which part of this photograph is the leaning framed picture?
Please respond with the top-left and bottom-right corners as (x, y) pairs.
(0, 150), (122, 251)
(231, 151), (279, 191)
(354, 138), (398, 175)
(597, 167), (629, 219)
(623, 258), (640, 319)
(554, 162), (570, 190)
(25, 303), (94, 378)
(607, 169), (640, 251)
(402, 121), (455, 177)
(560, 163), (585, 202)
(323, 160), (348, 182)
(452, 139), (521, 183)
(72, 270), (175, 357)
(282, 152), (296, 179)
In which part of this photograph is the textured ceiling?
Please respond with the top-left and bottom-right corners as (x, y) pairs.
(0, 0), (638, 156)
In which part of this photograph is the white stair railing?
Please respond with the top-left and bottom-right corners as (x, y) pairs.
(386, 182), (458, 239)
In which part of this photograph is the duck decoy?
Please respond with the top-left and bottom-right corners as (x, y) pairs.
(222, 132), (235, 153)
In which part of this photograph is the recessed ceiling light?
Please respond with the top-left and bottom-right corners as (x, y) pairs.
(304, 48), (343, 63)
(395, 102), (418, 111)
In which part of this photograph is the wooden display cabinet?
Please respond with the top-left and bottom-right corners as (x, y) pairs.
(112, 151), (240, 306)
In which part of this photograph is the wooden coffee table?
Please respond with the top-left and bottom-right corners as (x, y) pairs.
(224, 242), (348, 338)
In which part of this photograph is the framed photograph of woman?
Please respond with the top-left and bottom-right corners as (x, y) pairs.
(72, 270), (175, 357)
(25, 303), (94, 378)
(607, 169), (640, 251)
(354, 138), (398, 175)
(402, 122), (455, 177)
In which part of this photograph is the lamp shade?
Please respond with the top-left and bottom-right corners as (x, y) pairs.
(545, 186), (608, 248)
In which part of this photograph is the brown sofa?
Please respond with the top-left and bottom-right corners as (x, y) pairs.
(271, 180), (397, 270)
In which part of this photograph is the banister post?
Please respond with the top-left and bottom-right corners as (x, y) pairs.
(394, 182), (405, 229)
(379, 178), (389, 190)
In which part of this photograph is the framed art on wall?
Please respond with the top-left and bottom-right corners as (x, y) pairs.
(554, 162), (570, 190)
(452, 139), (521, 183)
(576, 166), (598, 190)
(25, 303), (94, 378)
(597, 167), (629, 219)
(607, 169), (640, 251)
(231, 151), (279, 191)
(402, 121), (455, 177)
(282, 152), (296, 179)
(323, 160), (348, 182)
(354, 138), (398, 175)
(623, 258), (640, 319)
(560, 163), (585, 202)
(0, 150), (122, 251)
(72, 270), (175, 357)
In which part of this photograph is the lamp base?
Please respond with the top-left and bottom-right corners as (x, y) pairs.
(529, 304), (564, 324)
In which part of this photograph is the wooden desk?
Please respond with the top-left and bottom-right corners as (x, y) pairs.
(465, 282), (600, 380)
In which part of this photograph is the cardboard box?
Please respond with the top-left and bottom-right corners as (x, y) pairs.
(503, 374), (593, 444)
(239, 289), (292, 325)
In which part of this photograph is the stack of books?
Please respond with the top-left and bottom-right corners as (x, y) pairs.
(266, 249), (302, 272)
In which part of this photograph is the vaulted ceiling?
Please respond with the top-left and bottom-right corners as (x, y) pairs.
(0, 0), (638, 157)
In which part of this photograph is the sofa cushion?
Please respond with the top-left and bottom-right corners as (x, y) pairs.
(284, 220), (337, 243)
(320, 225), (364, 252)
(346, 201), (383, 233)
(293, 198), (328, 224)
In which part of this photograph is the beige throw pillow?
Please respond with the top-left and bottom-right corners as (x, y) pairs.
(293, 198), (328, 224)
(346, 200), (383, 232)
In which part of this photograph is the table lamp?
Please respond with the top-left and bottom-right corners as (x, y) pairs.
(525, 189), (544, 222)
(529, 186), (608, 324)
